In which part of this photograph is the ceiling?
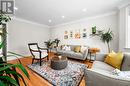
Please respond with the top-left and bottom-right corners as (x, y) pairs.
(15, 0), (130, 26)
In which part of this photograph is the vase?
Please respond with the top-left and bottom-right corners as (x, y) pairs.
(92, 26), (96, 34)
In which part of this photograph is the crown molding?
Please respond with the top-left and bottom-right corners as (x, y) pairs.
(118, 1), (130, 9)
(12, 17), (50, 28)
(11, 11), (117, 28)
(52, 11), (117, 28)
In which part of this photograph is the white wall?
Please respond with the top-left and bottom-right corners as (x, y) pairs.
(119, 5), (130, 52)
(51, 13), (118, 53)
(7, 18), (50, 60)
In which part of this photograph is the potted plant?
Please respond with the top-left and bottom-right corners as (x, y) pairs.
(0, 11), (29, 86)
(54, 38), (60, 47)
(0, 10), (11, 26)
(0, 57), (29, 86)
(0, 37), (29, 86)
(0, 11), (11, 61)
(44, 39), (55, 48)
(100, 28), (113, 53)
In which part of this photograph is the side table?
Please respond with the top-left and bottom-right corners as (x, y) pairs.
(88, 48), (100, 62)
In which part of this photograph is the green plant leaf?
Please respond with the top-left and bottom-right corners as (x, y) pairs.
(16, 64), (29, 78)
(0, 80), (5, 86)
(0, 64), (16, 71)
(0, 63), (29, 78)
(0, 76), (18, 86)
(0, 63), (29, 86)
(0, 41), (4, 49)
(6, 68), (20, 86)
(6, 69), (27, 86)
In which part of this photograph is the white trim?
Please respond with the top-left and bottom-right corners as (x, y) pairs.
(7, 55), (31, 61)
(52, 11), (117, 28)
(12, 17), (50, 28)
(118, 1), (130, 9)
(10, 11), (117, 28)
(125, 6), (130, 48)
(11, 12), (117, 28)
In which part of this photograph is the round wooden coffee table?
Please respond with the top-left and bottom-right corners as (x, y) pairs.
(50, 56), (68, 70)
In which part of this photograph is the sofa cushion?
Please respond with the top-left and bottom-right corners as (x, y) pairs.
(92, 61), (115, 72)
(64, 51), (83, 59)
(85, 69), (130, 86)
(72, 53), (83, 59)
(63, 51), (75, 55)
(57, 50), (67, 54)
(87, 69), (130, 82)
(104, 51), (124, 69)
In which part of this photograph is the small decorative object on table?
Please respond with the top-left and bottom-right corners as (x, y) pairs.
(88, 48), (100, 62)
(92, 26), (96, 34)
(50, 55), (68, 70)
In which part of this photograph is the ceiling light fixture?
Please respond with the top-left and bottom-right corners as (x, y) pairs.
(48, 20), (52, 23)
(62, 16), (65, 19)
(82, 8), (87, 12)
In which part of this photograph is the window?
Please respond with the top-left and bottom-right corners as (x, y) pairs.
(126, 6), (130, 48)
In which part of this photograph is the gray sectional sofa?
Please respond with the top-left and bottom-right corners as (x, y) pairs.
(57, 45), (89, 60)
(84, 53), (130, 86)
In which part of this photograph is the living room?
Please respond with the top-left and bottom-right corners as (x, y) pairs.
(0, 0), (130, 86)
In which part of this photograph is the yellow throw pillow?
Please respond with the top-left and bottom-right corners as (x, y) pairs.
(74, 46), (81, 53)
(104, 51), (124, 69)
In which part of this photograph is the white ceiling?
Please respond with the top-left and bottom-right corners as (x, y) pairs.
(15, 0), (130, 26)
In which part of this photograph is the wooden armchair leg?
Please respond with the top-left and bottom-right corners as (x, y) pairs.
(40, 58), (42, 66)
(47, 56), (49, 60)
(32, 58), (35, 64)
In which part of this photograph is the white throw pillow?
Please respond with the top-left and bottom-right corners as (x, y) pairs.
(62, 45), (67, 50)
(66, 46), (71, 51)
(62, 45), (71, 51)
(81, 46), (88, 53)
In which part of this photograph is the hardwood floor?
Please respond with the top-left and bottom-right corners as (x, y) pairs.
(8, 52), (93, 86)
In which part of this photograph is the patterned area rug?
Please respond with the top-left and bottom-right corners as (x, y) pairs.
(28, 60), (87, 86)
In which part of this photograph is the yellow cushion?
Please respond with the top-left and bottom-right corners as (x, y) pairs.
(74, 46), (81, 53)
(104, 51), (124, 69)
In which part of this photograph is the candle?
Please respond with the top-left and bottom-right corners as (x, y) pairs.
(58, 56), (62, 59)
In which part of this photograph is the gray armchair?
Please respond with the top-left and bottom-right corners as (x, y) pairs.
(84, 53), (130, 86)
